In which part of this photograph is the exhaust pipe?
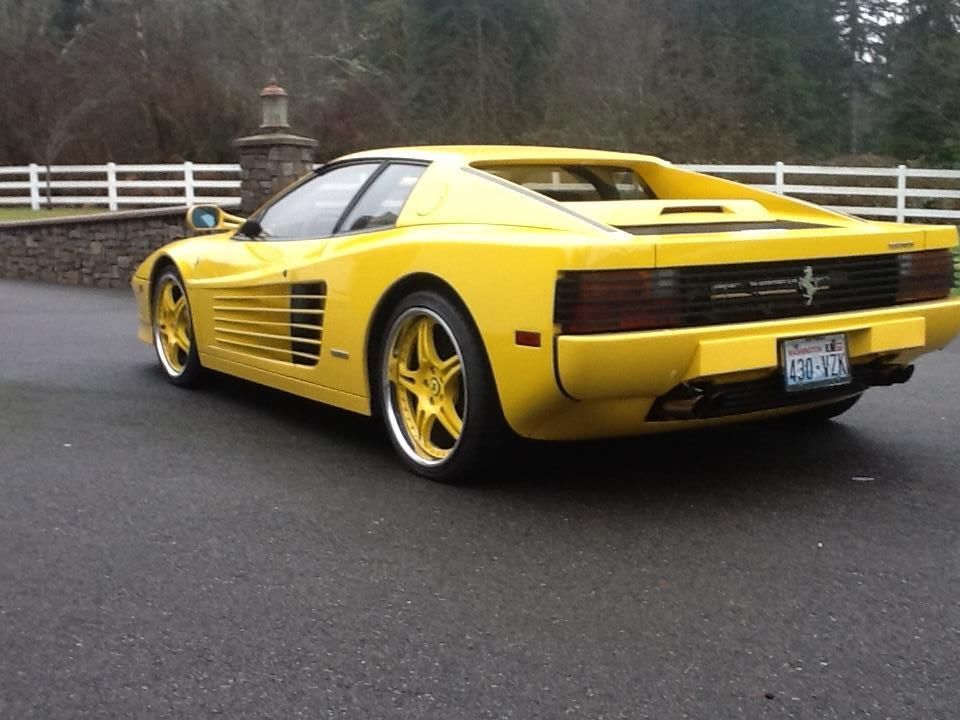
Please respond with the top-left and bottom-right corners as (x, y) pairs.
(659, 386), (726, 420)
(651, 363), (917, 423)
(660, 395), (705, 420)
(871, 364), (915, 387)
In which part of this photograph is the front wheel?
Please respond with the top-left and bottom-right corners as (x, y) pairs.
(152, 268), (203, 387)
(379, 291), (505, 483)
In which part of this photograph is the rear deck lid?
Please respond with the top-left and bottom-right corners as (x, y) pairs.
(565, 199), (936, 266)
(567, 199), (833, 235)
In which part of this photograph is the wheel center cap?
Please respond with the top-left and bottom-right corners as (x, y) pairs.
(429, 377), (441, 396)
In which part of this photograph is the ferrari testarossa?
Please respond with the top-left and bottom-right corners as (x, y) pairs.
(132, 146), (960, 482)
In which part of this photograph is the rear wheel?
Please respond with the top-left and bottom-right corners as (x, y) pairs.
(152, 268), (203, 387)
(379, 291), (505, 483)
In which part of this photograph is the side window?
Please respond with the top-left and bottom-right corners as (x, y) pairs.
(258, 163), (380, 240)
(339, 164), (427, 233)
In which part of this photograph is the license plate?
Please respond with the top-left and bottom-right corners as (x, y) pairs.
(781, 333), (852, 392)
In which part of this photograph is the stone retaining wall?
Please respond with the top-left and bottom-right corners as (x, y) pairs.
(0, 208), (189, 289)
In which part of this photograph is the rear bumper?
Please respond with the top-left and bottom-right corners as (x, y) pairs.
(556, 298), (960, 402)
(518, 298), (960, 440)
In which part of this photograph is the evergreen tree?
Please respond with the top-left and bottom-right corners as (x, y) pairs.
(733, 0), (850, 156)
(886, 0), (960, 160)
(51, 0), (96, 43)
(836, 0), (895, 153)
(406, 0), (554, 142)
(5, 0), (960, 164)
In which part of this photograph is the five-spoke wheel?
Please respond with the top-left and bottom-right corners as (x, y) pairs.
(380, 291), (504, 482)
(152, 268), (203, 386)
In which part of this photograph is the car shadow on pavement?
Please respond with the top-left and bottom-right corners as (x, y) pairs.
(137, 362), (391, 458)
(483, 419), (897, 502)
(144, 362), (899, 508)
(215, 373), (387, 447)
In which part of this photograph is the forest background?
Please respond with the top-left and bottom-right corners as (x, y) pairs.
(1, 0), (959, 167)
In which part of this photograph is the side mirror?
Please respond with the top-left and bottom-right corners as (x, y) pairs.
(186, 205), (244, 232)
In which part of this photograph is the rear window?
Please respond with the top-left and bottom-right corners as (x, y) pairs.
(478, 164), (654, 202)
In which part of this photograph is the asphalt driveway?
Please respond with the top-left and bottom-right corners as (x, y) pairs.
(1, 279), (959, 718)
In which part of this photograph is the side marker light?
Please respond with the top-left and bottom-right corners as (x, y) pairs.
(515, 331), (542, 348)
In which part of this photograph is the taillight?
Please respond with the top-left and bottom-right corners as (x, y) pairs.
(896, 250), (956, 304)
(555, 269), (680, 334)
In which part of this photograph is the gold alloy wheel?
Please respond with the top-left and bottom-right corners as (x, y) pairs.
(383, 308), (467, 466)
(153, 274), (193, 377)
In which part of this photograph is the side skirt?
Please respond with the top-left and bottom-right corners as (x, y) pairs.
(200, 354), (372, 416)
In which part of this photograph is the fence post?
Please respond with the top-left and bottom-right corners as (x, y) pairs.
(896, 164), (907, 223)
(28, 164), (41, 211)
(775, 161), (785, 194)
(106, 162), (119, 211)
(183, 161), (195, 206)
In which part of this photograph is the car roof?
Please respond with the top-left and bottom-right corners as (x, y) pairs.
(337, 145), (669, 167)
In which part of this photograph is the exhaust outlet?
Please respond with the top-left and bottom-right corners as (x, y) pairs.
(660, 396), (705, 420)
(872, 364), (915, 387)
(659, 388), (726, 420)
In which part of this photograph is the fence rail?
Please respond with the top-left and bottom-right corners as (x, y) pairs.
(679, 162), (960, 223)
(3, 161), (960, 223)
(0, 162), (241, 211)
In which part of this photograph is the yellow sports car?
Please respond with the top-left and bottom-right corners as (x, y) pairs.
(132, 146), (960, 482)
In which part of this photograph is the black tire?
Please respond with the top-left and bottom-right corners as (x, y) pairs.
(779, 394), (862, 424)
(379, 290), (507, 483)
(151, 267), (204, 388)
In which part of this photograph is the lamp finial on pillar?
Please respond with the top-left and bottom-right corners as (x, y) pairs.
(260, 78), (290, 131)
(233, 79), (319, 215)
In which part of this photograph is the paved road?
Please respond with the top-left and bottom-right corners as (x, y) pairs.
(1, 279), (959, 719)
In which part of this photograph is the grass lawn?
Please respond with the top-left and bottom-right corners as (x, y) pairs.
(0, 207), (108, 222)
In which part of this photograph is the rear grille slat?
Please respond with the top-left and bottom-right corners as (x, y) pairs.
(555, 251), (954, 333)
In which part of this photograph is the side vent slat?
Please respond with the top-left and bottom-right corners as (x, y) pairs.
(290, 282), (325, 366)
(217, 338), (322, 364)
(217, 327), (323, 346)
(214, 317), (323, 334)
(213, 281), (327, 367)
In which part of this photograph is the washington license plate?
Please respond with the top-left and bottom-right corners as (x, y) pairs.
(781, 334), (851, 392)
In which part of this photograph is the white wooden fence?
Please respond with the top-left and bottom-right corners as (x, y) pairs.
(0, 162), (241, 211)
(3, 160), (960, 223)
(680, 163), (960, 223)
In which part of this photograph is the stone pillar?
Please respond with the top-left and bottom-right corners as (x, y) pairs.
(233, 79), (319, 216)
